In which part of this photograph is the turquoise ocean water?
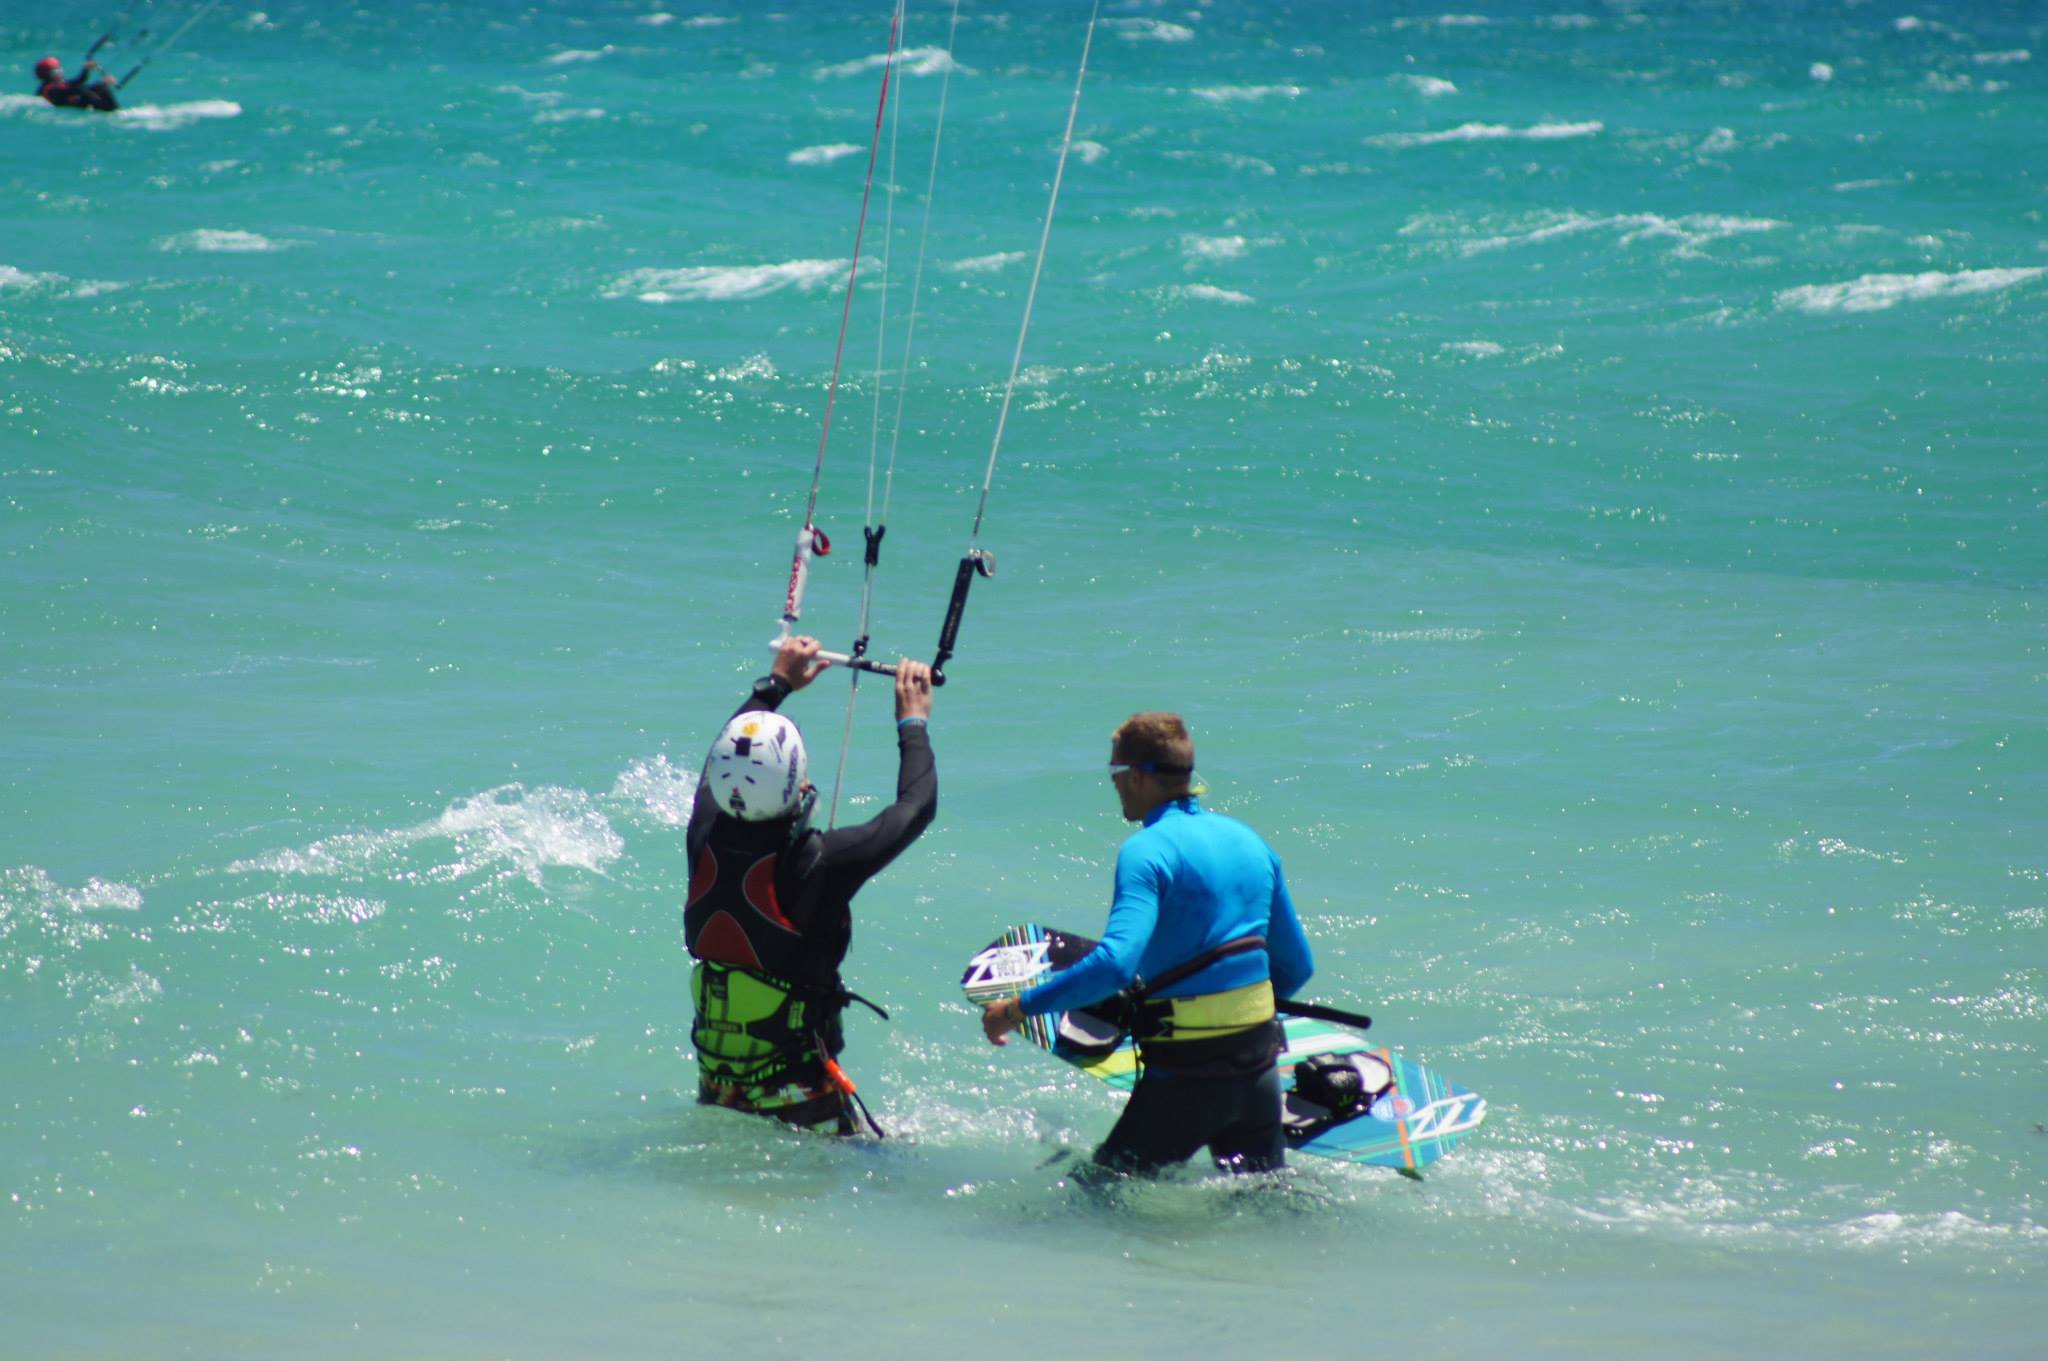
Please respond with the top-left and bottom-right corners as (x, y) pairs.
(4, 1), (2043, 1356)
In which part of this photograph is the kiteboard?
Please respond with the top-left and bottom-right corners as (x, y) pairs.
(961, 923), (1486, 1172)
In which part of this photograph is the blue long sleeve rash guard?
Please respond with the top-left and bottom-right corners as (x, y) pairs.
(1020, 797), (1313, 1018)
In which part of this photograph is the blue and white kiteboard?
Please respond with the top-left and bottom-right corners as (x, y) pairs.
(961, 923), (1486, 1173)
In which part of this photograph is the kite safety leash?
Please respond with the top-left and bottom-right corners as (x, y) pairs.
(815, 1029), (888, 1140)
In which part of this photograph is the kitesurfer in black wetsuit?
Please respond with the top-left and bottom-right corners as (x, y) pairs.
(683, 634), (937, 1135)
(34, 56), (120, 111)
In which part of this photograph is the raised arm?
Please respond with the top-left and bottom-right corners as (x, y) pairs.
(810, 657), (938, 886)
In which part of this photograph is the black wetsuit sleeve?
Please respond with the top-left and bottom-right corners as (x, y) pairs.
(808, 723), (936, 898)
(684, 675), (792, 864)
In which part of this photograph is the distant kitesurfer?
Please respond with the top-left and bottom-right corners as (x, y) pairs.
(684, 634), (936, 1136)
(34, 55), (120, 111)
(980, 712), (1315, 1175)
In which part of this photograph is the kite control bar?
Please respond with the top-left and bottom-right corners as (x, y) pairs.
(771, 547), (994, 686)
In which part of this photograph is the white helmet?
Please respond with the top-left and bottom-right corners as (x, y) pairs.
(703, 711), (809, 821)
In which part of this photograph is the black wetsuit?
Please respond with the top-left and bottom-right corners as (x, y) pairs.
(39, 69), (119, 111)
(1096, 1062), (1286, 1175)
(683, 675), (935, 1132)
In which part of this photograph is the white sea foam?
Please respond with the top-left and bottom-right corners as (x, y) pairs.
(684, 15), (736, 27)
(817, 47), (962, 80)
(0, 94), (53, 117)
(711, 353), (777, 382)
(1368, 119), (1603, 147)
(1830, 1211), (2048, 1251)
(113, 100), (243, 131)
(90, 965), (164, 1015)
(947, 250), (1026, 274)
(520, 215), (605, 235)
(0, 866), (145, 916)
(1971, 50), (2030, 65)
(1394, 14), (1492, 28)
(1163, 284), (1254, 305)
(606, 259), (849, 302)
(1112, 19), (1196, 43)
(1361, 627), (1486, 643)
(1776, 267), (2046, 314)
(535, 107), (606, 124)
(638, 11), (676, 25)
(1774, 834), (1907, 864)
(81, 877), (146, 911)
(544, 47), (614, 66)
(1442, 340), (1505, 358)
(1073, 140), (1108, 165)
(228, 784), (623, 888)
(3, 264), (124, 298)
(788, 142), (862, 166)
(1, 92), (240, 129)
(1809, 62), (1835, 82)
(1392, 75), (1459, 97)
(1182, 234), (1249, 262)
(1190, 84), (1301, 102)
(156, 228), (303, 253)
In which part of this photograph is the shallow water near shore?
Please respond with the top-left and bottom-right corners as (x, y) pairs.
(3, 1), (2043, 1357)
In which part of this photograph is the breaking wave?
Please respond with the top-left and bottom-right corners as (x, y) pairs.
(156, 228), (303, 253)
(1369, 120), (1604, 147)
(1776, 267), (2045, 314)
(817, 47), (962, 80)
(606, 259), (850, 302)
(948, 251), (1026, 274)
(788, 143), (862, 166)
(1161, 283), (1254, 305)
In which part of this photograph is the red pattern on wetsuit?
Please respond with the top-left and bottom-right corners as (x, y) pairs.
(686, 846), (802, 972)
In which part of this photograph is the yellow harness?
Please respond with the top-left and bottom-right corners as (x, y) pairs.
(1136, 978), (1277, 1043)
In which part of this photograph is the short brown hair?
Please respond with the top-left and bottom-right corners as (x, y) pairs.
(1111, 711), (1194, 773)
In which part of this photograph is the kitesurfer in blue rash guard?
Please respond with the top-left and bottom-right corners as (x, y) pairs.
(981, 711), (1315, 1175)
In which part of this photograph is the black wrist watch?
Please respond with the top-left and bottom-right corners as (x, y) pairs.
(751, 674), (789, 705)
